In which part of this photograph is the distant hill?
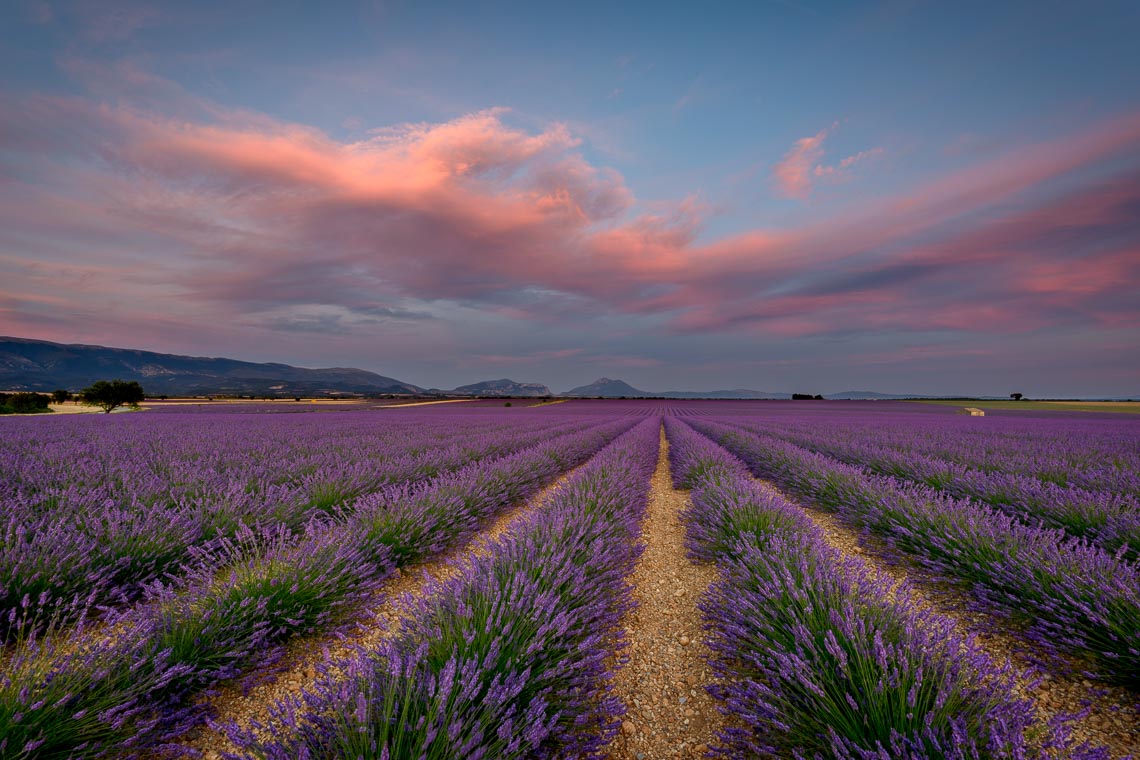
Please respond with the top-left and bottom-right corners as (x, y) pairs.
(562, 377), (654, 397)
(826, 390), (913, 400)
(561, 379), (786, 399)
(826, 391), (984, 400)
(3, 338), (1034, 400)
(558, 379), (960, 400)
(658, 388), (790, 399)
(0, 337), (424, 396)
(450, 378), (552, 397)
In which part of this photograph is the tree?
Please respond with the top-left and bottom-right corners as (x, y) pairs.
(0, 392), (50, 414)
(51, 389), (72, 404)
(80, 380), (145, 414)
(1010, 393), (1024, 401)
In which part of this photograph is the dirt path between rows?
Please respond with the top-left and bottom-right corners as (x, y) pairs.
(750, 478), (1139, 759)
(181, 456), (595, 758)
(608, 426), (722, 759)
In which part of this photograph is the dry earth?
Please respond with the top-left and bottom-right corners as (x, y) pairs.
(377, 398), (475, 409)
(1, 402), (139, 415)
(608, 427), (723, 759)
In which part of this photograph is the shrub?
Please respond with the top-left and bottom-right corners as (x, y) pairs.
(0, 392), (50, 414)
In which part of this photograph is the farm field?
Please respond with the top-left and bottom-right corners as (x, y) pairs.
(909, 400), (1140, 415)
(1, 400), (1138, 758)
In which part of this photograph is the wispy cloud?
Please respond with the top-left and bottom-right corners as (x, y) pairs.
(672, 76), (704, 114)
(2, 82), (1138, 357)
(814, 146), (884, 176)
(772, 124), (832, 198)
(772, 122), (882, 198)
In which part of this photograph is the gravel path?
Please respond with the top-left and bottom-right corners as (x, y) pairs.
(608, 426), (722, 759)
(179, 458), (593, 758)
(751, 478), (1140, 759)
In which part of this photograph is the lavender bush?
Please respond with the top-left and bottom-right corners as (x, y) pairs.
(688, 418), (1140, 688)
(0, 417), (635, 757)
(708, 408), (1140, 497)
(665, 421), (1103, 759)
(0, 414), (598, 642)
(727, 418), (1140, 557)
(224, 419), (660, 759)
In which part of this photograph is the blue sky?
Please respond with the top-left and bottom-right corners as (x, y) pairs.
(2, 0), (1139, 394)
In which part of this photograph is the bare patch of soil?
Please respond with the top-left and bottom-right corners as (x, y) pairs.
(608, 427), (723, 759)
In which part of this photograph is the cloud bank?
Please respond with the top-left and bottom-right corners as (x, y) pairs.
(1, 89), (1139, 389)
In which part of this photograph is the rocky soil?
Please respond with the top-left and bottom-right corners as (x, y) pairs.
(608, 428), (723, 759)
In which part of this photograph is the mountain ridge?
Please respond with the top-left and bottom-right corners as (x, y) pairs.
(449, 378), (553, 397)
(2, 338), (1041, 399)
(0, 336), (423, 395)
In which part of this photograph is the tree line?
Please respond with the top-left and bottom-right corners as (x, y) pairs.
(0, 380), (145, 415)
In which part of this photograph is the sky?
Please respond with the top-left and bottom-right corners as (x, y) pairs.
(1, 1), (1138, 396)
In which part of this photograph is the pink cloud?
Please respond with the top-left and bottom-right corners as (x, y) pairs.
(2, 91), (1139, 355)
(814, 146), (885, 176)
(772, 124), (832, 199)
(772, 123), (882, 198)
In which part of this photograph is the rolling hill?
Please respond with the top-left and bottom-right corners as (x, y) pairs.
(0, 337), (423, 396)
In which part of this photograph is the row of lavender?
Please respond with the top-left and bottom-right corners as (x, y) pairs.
(2, 413), (528, 508)
(741, 413), (1140, 497)
(688, 418), (1140, 689)
(664, 418), (1104, 759)
(1, 413), (600, 641)
(224, 418), (661, 759)
(1, 417), (636, 757)
(725, 416), (1140, 557)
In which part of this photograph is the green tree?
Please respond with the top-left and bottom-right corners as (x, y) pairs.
(0, 392), (50, 414)
(51, 389), (72, 404)
(80, 380), (145, 414)
(1010, 393), (1024, 401)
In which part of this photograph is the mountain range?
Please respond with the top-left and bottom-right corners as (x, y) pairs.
(446, 379), (553, 397)
(1, 337), (980, 399)
(0, 337), (423, 396)
(562, 377), (792, 399)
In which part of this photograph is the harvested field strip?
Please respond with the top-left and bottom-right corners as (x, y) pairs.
(689, 418), (1140, 687)
(0, 419), (635, 758)
(607, 425), (722, 759)
(527, 398), (568, 407)
(183, 445), (605, 756)
(910, 399), (1140, 414)
(376, 398), (476, 408)
(664, 419), (1113, 758)
(222, 420), (660, 758)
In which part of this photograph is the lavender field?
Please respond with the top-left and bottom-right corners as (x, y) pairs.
(2, 400), (1138, 759)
